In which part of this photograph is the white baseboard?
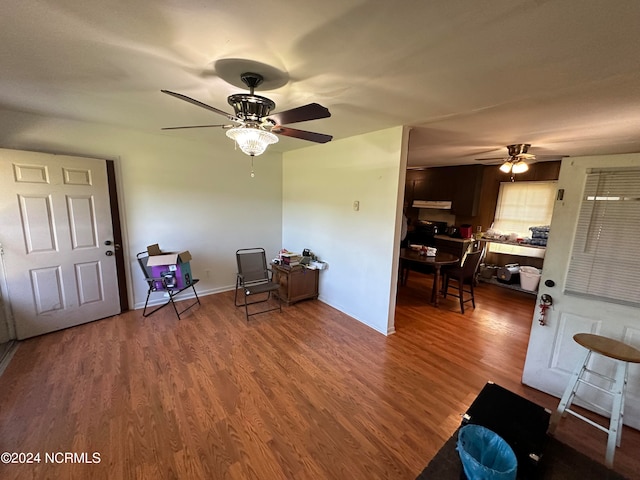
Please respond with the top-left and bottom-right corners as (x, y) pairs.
(132, 284), (236, 311)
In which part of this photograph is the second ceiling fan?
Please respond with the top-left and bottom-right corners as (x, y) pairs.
(499, 144), (534, 174)
(161, 72), (332, 156)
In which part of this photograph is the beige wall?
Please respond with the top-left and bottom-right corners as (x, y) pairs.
(0, 108), (283, 309)
(282, 127), (407, 334)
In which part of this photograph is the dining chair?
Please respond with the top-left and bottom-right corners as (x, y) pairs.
(441, 250), (483, 314)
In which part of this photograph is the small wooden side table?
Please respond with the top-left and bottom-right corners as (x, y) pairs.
(271, 264), (319, 305)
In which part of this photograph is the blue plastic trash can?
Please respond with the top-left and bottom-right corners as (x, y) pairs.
(457, 424), (517, 480)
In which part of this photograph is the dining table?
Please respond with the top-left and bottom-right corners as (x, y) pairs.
(399, 248), (460, 306)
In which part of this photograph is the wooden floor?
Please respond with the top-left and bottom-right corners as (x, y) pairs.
(1, 273), (639, 479)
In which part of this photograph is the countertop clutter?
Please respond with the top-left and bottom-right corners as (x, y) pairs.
(274, 249), (327, 270)
(479, 225), (550, 248)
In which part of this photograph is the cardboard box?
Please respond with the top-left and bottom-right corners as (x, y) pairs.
(146, 244), (193, 289)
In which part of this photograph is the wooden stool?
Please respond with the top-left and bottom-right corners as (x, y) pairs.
(548, 333), (640, 468)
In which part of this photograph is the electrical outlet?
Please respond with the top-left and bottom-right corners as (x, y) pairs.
(353, 200), (360, 211)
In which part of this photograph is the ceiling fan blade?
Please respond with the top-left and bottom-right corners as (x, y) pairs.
(272, 126), (332, 144)
(474, 157), (507, 163)
(161, 124), (229, 130)
(161, 90), (240, 122)
(267, 103), (330, 126)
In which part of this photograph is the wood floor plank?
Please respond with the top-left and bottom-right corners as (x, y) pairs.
(1, 273), (639, 479)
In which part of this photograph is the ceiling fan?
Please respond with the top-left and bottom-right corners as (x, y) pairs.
(161, 72), (332, 156)
(498, 144), (534, 174)
(473, 144), (538, 180)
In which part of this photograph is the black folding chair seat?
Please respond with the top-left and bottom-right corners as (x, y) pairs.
(137, 250), (200, 320)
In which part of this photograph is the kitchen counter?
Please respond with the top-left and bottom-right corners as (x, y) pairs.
(434, 235), (474, 243)
(477, 237), (546, 250)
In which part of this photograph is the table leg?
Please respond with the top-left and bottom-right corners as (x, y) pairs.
(432, 266), (441, 306)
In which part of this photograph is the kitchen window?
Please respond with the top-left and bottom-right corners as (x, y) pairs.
(490, 180), (557, 258)
(565, 168), (640, 306)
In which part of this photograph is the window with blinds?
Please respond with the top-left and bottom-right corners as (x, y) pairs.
(565, 168), (640, 306)
(490, 181), (557, 258)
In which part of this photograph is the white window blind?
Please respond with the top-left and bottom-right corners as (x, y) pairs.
(490, 181), (557, 257)
(565, 169), (640, 306)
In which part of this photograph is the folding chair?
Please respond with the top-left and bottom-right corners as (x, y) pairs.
(137, 250), (200, 319)
(234, 248), (282, 320)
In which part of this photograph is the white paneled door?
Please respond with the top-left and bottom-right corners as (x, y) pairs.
(0, 149), (120, 339)
(522, 156), (640, 430)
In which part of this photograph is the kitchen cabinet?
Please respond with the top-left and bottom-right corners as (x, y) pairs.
(271, 264), (319, 305)
(406, 165), (483, 216)
(452, 165), (484, 216)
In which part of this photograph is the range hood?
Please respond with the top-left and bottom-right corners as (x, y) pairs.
(412, 200), (452, 209)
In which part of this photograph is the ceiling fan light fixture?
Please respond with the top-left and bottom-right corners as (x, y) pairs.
(226, 126), (279, 157)
(499, 144), (533, 177)
(512, 159), (529, 174)
(499, 161), (513, 173)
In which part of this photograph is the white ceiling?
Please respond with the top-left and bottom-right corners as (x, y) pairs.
(2, 1), (639, 167)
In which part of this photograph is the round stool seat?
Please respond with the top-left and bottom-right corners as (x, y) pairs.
(573, 333), (640, 364)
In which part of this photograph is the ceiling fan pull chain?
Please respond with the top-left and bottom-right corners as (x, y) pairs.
(250, 157), (255, 178)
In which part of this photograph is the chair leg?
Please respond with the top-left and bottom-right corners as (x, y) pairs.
(244, 291), (250, 321)
(469, 281), (476, 308)
(234, 277), (242, 307)
(173, 284), (201, 320)
(168, 291), (181, 318)
(442, 274), (449, 298)
(142, 289), (153, 317)
(605, 361), (627, 467)
(549, 349), (592, 434)
(458, 276), (465, 314)
(267, 290), (283, 313)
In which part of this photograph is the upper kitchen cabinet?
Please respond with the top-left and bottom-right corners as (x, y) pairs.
(406, 165), (484, 216)
(452, 165), (484, 216)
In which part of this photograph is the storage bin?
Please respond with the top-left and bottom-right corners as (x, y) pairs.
(520, 266), (541, 291)
(497, 264), (520, 284)
(480, 264), (498, 279)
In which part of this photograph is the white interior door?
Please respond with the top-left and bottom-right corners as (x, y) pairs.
(0, 149), (120, 339)
(522, 154), (640, 429)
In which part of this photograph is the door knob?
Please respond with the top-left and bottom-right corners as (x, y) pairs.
(105, 240), (120, 250)
(105, 250), (114, 256)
